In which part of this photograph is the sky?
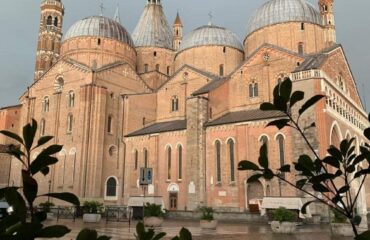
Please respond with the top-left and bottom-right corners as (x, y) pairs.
(0, 0), (369, 109)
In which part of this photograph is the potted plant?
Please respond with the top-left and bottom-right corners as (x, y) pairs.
(144, 203), (165, 227)
(39, 201), (55, 220)
(270, 207), (297, 234)
(82, 201), (103, 223)
(330, 209), (354, 237)
(199, 207), (218, 230)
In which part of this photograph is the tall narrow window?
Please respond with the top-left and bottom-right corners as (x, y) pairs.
(43, 97), (50, 112)
(144, 64), (149, 73)
(215, 140), (222, 183)
(54, 17), (58, 27)
(68, 91), (75, 108)
(219, 64), (224, 76)
(40, 119), (46, 136)
(106, 177), (117, 197)
(167, 147), (172, 180)
(301, 22), (305, 30)
(277, 135), (285, 179)
(134, 150), (138, 170)
(249, 82), (259, 98)
(171, 96), (179, 112)
(228, 139), (235, 182)
(107, 115), (113, 133)
(156, 64), (160, 72)
(46, 16), (53, 26)
(67, 114), (73, 133)
(298, 42), (304, 55)
(144, 148), (148, 168)
(178, 145), (183, 180)
(167, 66), (170, 75)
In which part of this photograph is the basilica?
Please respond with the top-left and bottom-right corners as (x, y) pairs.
(0, 0), (369, 216)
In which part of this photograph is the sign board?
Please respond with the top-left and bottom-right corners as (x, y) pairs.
(140, 168), (153, 185)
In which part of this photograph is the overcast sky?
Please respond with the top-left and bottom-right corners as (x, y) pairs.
(0, 0), (369, 109)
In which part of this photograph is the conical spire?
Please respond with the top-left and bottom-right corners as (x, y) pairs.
(132, 0), (173, 49)
(113, 4), (121, 23)
(174, 12), (182, 26)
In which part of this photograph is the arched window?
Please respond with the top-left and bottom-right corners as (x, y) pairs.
(298, 42), (304, 55)
(219, 64), (224, 76)
(107, 115), (113, 133)
(277, 135), (285, 179)
(106, 177), (117, 197)
(167, 147), (172, 180)
(144, 148), (148, 168)
(40, 119), (46, 136)
(144, 64), (149, 73)
(134, 150), (138, 170)
(67, 114), (73, 133)
(178, 145), (183, 180)
(154, 51), (157, 57)
(54, 17), (58, 27)
(46, 16), (53, 26)
(171, 96), (179, 112)
(228, 139), (236, 182)
(260, 135), (268, 155)
(301, 22), (305, 30)
(43, 97), (50, 112)
(68, 91), (75, 108)
(156, 64), (160, 72)
(249, 82), (259, 98)
(215, 140), (222, 183)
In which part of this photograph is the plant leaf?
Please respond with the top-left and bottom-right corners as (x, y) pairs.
(356, 230), (370, 240)
(353, 215), (362, 226)
(298, 95), (325, 115)
(279, 78), (292, 103)
(35, 136), (54, 149)
(258, 143), (268, 169)
(41, 192), (80, 206)
(312, 184), (330, 193)
(266, 119), (290, 130)
(338, 186), (350, 194)
(290, 91), (305, 108)
(296, 179), (307, 189)
(23, 119), (37, 151)
(0, 130), (24, 145)
(178, 227), (192, 240)
(22, 170), (38, 204)
(247, 174), (263, 183)
(37, 225), (71, 238)
(238, 161), (260, 171)
(260, 102), (277, 111)
(279, 164), (291, 173)
(322, 156), (340, 168)
(30, 156), (58, 175)
(76, 228), (97, 240)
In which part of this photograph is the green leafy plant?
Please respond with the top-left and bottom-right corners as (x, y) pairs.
(272, 207), (296, 223)
(238, 78), (370, 240)
(0, 119), (111, 240)
(39, 201), (55, 213)
(144, 203), (165, 218)
(199, 207), (215, 221)
(134, 222), (192, 240)
(83, 201), (103, 214)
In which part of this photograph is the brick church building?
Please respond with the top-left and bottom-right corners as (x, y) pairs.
(0, 0), (369, 216)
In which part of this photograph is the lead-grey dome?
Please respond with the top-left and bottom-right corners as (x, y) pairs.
(64, 16), (134, 47)
(179, 25), (244, 53)
(247, 0), (322, 36)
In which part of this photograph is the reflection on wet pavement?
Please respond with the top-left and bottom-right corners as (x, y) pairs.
(49, 219), (354, 240)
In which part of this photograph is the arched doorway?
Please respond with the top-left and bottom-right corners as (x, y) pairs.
(247, 180), (264, 213)
(167, 183), (179, 211)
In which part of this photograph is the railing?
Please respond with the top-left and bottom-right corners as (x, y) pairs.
(105, 206), (131, 226)
(291, 69), (322, 81)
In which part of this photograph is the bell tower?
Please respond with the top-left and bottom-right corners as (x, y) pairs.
(34, 0), (64, 81)
(319, 0), (336, 46)
(173, 12), (183, 51)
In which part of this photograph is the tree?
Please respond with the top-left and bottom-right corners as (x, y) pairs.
(238, 78), (370, 240)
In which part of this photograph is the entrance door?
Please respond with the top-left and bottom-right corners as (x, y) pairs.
(169, 192), (178, 210)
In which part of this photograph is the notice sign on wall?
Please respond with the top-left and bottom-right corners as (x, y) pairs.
(140, 168), (153, 186)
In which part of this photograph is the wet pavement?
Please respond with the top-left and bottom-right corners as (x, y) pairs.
(48, 219), (354, 240)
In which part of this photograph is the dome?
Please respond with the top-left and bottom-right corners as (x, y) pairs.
(179, 24), (244, 53)
(247, 0), (322, 35)
(64, 16), (134, 47)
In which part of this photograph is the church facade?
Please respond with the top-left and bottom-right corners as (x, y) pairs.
(1, 0), (369, 215)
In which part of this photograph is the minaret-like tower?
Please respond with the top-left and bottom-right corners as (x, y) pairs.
(319, 0), (336, 46)
(34, 0), (64, 81)
(173, 12), (183, 51)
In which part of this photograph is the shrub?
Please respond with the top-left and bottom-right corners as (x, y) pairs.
(332, 209), (348, 223)
(144, 203), (165, 218)
(39, 201), (55, 213)
(83, 201), (103, 214)
(272, 207), (296, 223)
(199, 207), (215, 221)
